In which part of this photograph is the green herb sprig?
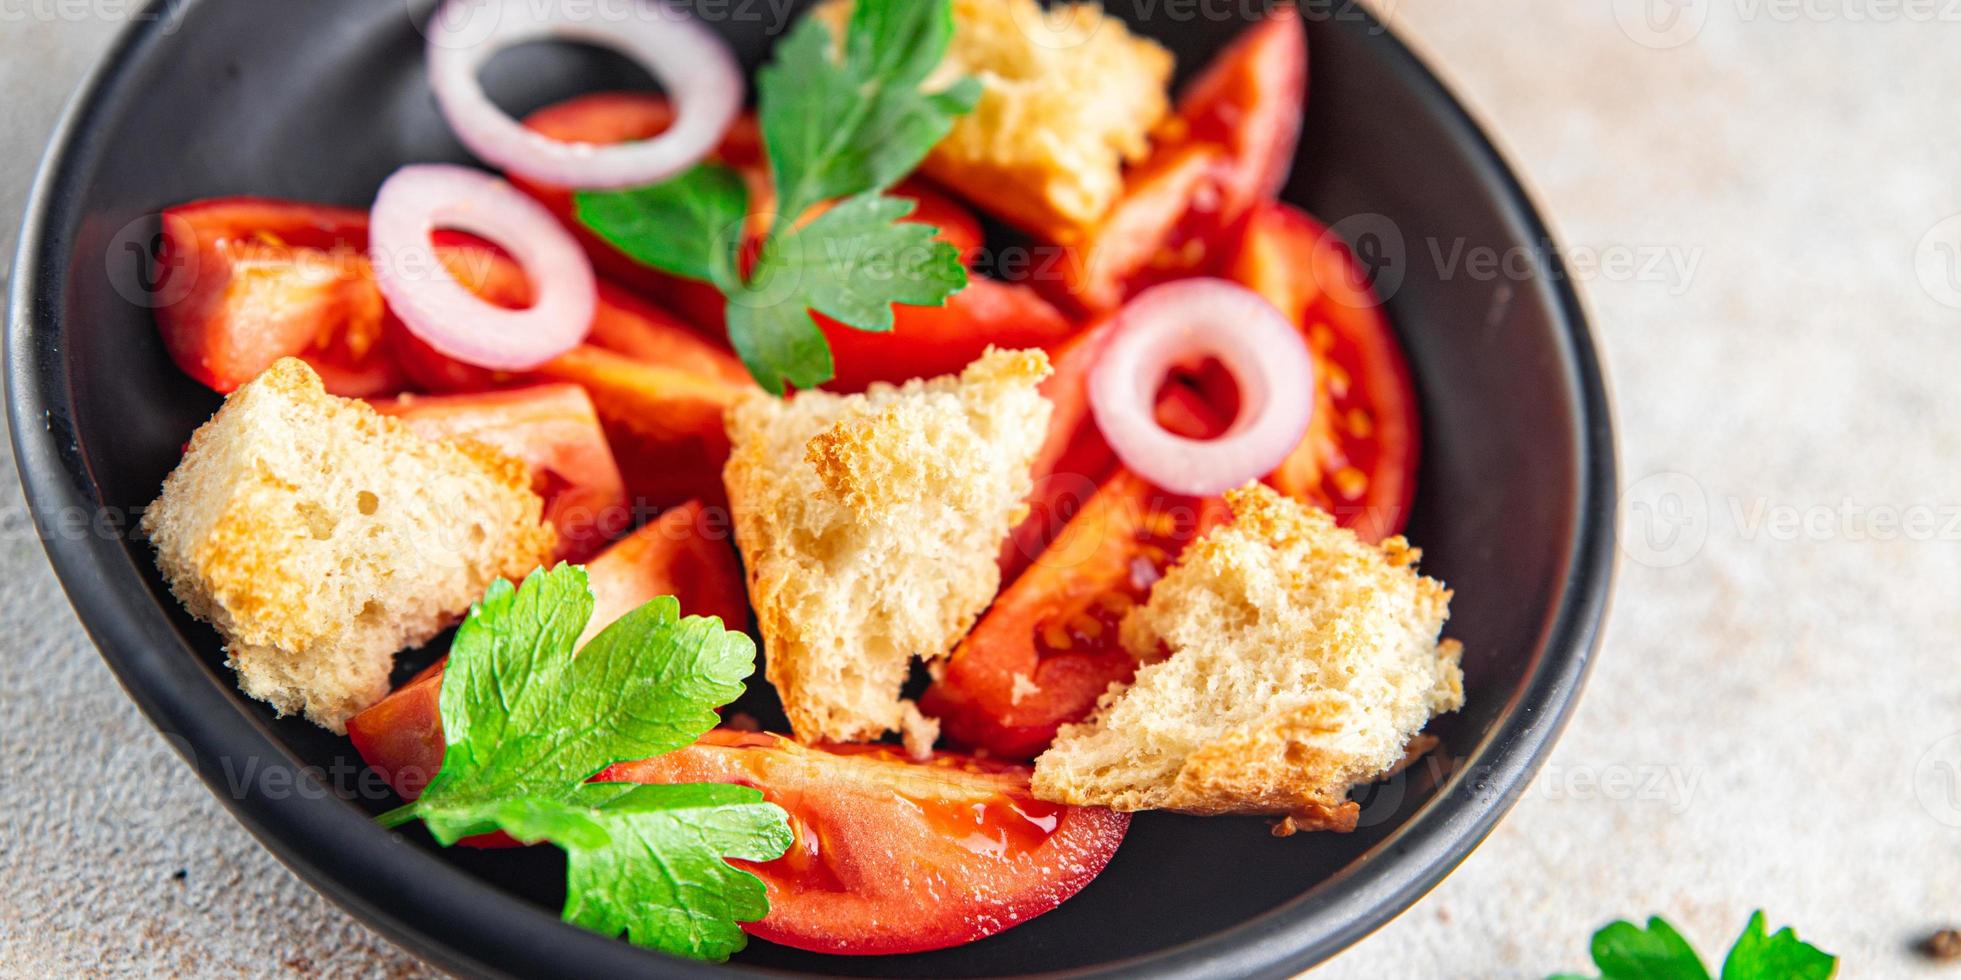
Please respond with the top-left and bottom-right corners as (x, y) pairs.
(1550, 911), (1836, 980)
(378, 565), (792, 961)
(576, 0), (982, 395)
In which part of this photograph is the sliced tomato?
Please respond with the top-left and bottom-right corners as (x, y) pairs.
(587, 282), (751, 387)
(370, 384), (629, 562)
(925, 471), (1230, 759)
(1000, 325), (1115, 581)
(581, 499), (746, 633)
(818, 278), (1077, 393)
(535, 345), (746, 509)
(811, 181), (1071, 391)
(1226, 203), (1419, 541)
(510, 92), (767, 318)
(154, 198), (408, 397)
(600, 731), (1129, 955)
(347, 501), (746, 809)
(1049, 144), (1228, 314)
(1171, 5), (1309, 226)
(1043, 8), (1307, 313)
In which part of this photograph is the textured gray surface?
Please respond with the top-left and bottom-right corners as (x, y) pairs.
(4, 3), (1958, 977)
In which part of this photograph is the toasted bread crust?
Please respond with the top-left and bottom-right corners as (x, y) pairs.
(815, 0), (1172, 237)
(1032, 484), (1465, 823)
(724, 348), (1053, 744)
(143, 359), (554, 732)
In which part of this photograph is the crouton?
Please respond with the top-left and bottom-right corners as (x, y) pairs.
(724, 348), (1053, 744)
(142, 359), (555, 733)
(815, 0), (1173, 238)
(1032, 484), (1464, 830)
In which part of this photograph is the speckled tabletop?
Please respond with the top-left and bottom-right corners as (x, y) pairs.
(4, 3), (1958, 977)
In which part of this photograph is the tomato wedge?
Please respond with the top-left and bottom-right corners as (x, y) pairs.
(601, 731), (1130, 955)
(925, 471), (1230, 759)
(1052, 143), (1230, 314)
(535, 345), (746, 510)
(371, 384), (629, 562)
(1226, 203), (1419, 541)
(154, 198), (408, 397)
(1001, 326), (1115, 581)
(346, 500), (745, 806)
(1043, 7), (1307, 313)
(1171, 5), (1309, 227)
(510, 91), (768, 314)
(818, 277), (1077, 394)
(364, 227), (750, 511)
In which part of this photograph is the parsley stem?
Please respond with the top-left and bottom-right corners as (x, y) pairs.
(375, 802), (422, 829)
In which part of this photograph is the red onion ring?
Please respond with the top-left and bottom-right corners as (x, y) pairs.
(1088, 279), (1316, 498)
(370, 164), (596, 372)
(426, 0), (743, 190)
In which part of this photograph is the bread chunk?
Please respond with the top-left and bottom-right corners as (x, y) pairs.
(142, 359), (555, 732)
(816, 0), (1173, 237)
(1032, 484), (1464, 829)
(723, 348), (1053, 744)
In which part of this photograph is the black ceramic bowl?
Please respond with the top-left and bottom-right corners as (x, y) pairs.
(8, 1), (1614, 976)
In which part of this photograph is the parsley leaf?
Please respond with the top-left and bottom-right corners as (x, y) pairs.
(573, 164), (749, 290)
(1550, 912), (1836, 980)
(381, 565), (791, 961)
(1719, 911), (1836, 980)
(556, 783), (788, 959)
(1588, 918), (1710, 979)
(723, 298), (836, 395)
(777, 193), (972, 330)
(716, 193), (970, 392)
(574, 0), (979, 394)
(760, 0), (981, 225)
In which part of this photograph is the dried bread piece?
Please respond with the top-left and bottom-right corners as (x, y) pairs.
(816, 0), (1173, 237)
(723, 348), (1053, 744)
(142, 358), (555, 732)
(1032, 484), (1464, 830)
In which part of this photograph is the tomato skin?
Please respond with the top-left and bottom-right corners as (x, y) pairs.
(926, 471), (1230, 759)
(1001, 326), (1114, 581)
(1172, 6), (1309, 224)
(370, 384), (629, 562)
(1225, 203), (1419, 542)
(586, 282), (750, 387)
(599, 731), (1131, 955)
(346, 500), (746, 811)
(534, 345), (745, 510)
(364, 226), (752, 511)
(155, 198), (408, 397)
(1042, 8), (1307, 314)
(818, 277), (1077, 393)
(509, 92), (767, 318)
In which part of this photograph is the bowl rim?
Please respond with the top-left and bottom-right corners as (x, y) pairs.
(6, 2), (1617, 977)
